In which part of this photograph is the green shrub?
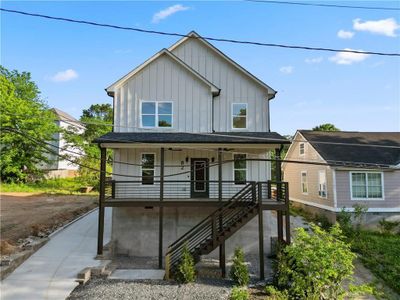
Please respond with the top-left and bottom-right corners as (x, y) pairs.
(378, 218), (400, 235)
(229, 247), (250, 286)
(230, 286), (249, 300)
(353, 204), (368, 230)
(175, 243), (196, 284)
(264, 285), (289, 300)
(274, 223), (356, 300)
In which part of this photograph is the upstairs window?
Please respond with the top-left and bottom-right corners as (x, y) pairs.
(351, 172), (383, 200)
(299, 143), (305, 155)
(141, 101), (173, 128)
(232, 103), (247, 129)
(141, 153), (155, 185)
(318, 170), (327, 198)
(301, 171), (308, 194)
(233, 154), (247, 184)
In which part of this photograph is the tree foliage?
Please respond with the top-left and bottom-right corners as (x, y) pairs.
(0, 66), (58, 182)
(229, 247), (250, 286)
(175, 243), (196, 283)
(312, 123), (340, 131)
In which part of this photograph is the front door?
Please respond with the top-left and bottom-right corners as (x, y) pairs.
(190, 158), (209, 198)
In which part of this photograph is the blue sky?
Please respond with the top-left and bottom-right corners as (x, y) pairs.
(2, 1), (399, 135)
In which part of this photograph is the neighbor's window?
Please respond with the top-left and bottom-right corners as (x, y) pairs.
(232, 103), (247, 129)
(141, 153), (155, 185)
(233, 154), (247, 184)
(318, 170), (327, 198)
(301, 171), (308, 194)
(351, 172), (383, 199)
(299, 143), (305, 155)
(141, 101), (173, 128)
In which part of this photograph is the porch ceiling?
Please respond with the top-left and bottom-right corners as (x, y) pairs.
(94, 131), (290, 149)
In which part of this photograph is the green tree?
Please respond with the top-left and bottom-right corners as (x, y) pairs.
(63, 104), (113, 186)
(0, 66), (58, 182)
(312, 123), (340, 131)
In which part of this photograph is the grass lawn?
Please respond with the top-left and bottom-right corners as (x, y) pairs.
(351, 230), (400, 294)
(1, 177), (98, 195)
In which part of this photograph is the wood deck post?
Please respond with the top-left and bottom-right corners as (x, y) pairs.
(275, 148), (284, 243)
(218, 148), (226, 277)
(159, 147), (165, 269)
(285, 182), (291, 244)
(97, 146), (106, 255)
(258, 182), (265, 280)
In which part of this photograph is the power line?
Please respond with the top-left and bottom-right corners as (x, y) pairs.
(245, 0), (400, 11)
(1, 7), (399, 57)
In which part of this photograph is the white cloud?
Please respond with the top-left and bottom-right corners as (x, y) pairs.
(337, 30), (354, 39)
(329, 48), (370, 65)
(152, 4), (190, 23)
(353, 18), (400, 37)
(50, 69), (78, 82)
(279, 66), (294, 74)
(305, 57), (323, 64)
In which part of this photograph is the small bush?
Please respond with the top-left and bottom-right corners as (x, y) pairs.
(230, 286), (249, 300)
(274, 223), (356, 300)
(378, 218), (400, 235)
(265, 285), (289, 300)
(175, 243), (196, 283)
(229, 247), (250, 286)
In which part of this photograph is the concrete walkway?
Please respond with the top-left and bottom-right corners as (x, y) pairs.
(0, 208), (111, 300)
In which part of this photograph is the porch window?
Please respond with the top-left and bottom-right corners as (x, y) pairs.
(318, 170), (327, 198)
(351, 172), (383, 200)
(232, 103), (247, 129)
(233, 154), (247, 184)
(301, 171), (308, 194)
(141, 101), (173, 128)
(141, 153), (155, 185)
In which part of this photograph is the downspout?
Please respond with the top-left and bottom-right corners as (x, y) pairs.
(211, 89), (221, 133)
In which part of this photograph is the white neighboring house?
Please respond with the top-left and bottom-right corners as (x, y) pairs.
(43, 108), (85, 178)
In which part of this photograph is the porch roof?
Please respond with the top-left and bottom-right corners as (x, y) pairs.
(94, 131), (290, 145)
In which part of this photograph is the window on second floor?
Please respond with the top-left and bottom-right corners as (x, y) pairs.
(351, 172), (383, 200)
(141, 101), (173, 128)
(318, 170), (327, 198)
(301, 171), (308, 194)
(233, 154), (247, 184)
(299, 143), (305, 155)
(232, 103), (247, 129)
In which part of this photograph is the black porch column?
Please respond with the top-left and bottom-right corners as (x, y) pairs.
(275, 148), (284, 243)
(97, 146), (106, 255)
(159, 147), (165, 269)
(258, 182), (265, 280)
(218, 148), (226, 277)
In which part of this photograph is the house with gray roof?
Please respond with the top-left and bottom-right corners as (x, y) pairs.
(283, 130), (400, 225)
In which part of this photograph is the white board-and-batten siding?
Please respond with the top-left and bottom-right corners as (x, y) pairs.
(114, 54), (213, 133)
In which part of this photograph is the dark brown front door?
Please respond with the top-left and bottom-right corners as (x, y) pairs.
(190, 158), (209, 198)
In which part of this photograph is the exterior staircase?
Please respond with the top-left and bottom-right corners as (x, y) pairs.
(165, 182), (262, 279)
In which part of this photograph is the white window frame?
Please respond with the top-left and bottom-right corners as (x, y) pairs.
(318, 170), (327, 198)
(140, 100), (173, 129)
(231, 103), (248, 130)
(140, 152), (156, 185)
(301, 171), (308, 195)
(299, 143), (305, 156)
(350, 171), (384, 201)
(233, 153), (247, 185)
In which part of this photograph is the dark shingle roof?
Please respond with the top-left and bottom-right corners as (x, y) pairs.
(299, 130), (400, 167)
(94, 131), (290, 145)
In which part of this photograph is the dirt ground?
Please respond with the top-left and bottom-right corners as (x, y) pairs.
(0, 193), (97, 248)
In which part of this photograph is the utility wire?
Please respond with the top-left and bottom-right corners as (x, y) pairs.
(245, 0), (400, 11)
(1, 7), (399, 57)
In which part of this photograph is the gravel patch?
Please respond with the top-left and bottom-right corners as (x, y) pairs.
(67, 278), (232, 300)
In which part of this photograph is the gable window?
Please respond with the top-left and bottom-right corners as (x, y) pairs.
(351, 172), (383, 200)
(299, 143), (305, 156)
(233, 154), (247, 184)
(318, 170), (327, 198)
(301, 171), (308, 194)
(141, 101), (173, 128)
(141, 153), (155, 185)
(232, 103), (247, 129)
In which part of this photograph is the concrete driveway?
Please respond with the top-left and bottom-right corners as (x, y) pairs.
(0, 208), (111, 300)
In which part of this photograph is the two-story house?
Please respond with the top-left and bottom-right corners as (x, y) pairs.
(94, 31), (291, 279)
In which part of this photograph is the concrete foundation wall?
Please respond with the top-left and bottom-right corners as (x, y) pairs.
(112, 207), (278, 260)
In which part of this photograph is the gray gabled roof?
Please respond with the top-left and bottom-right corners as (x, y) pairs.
(299, 130), (400, 167)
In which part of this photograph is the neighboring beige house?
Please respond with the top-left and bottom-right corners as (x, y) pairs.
(42, 108), (85, 178)
(283, 130), (400, 224)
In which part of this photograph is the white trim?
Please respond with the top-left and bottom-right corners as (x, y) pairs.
(140, 152), (156, 185)
(301, 170), (308, 195)
(140, 100), (174, 129)
(233, 153), (247, 185)
(299, 142), (305, 156)
(290, 197), (400, 213)
(332, 169), (337, 208)
(318, 170), (327, 199)
(349, 171), (384, 201)
(231, 103), (248, 130)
